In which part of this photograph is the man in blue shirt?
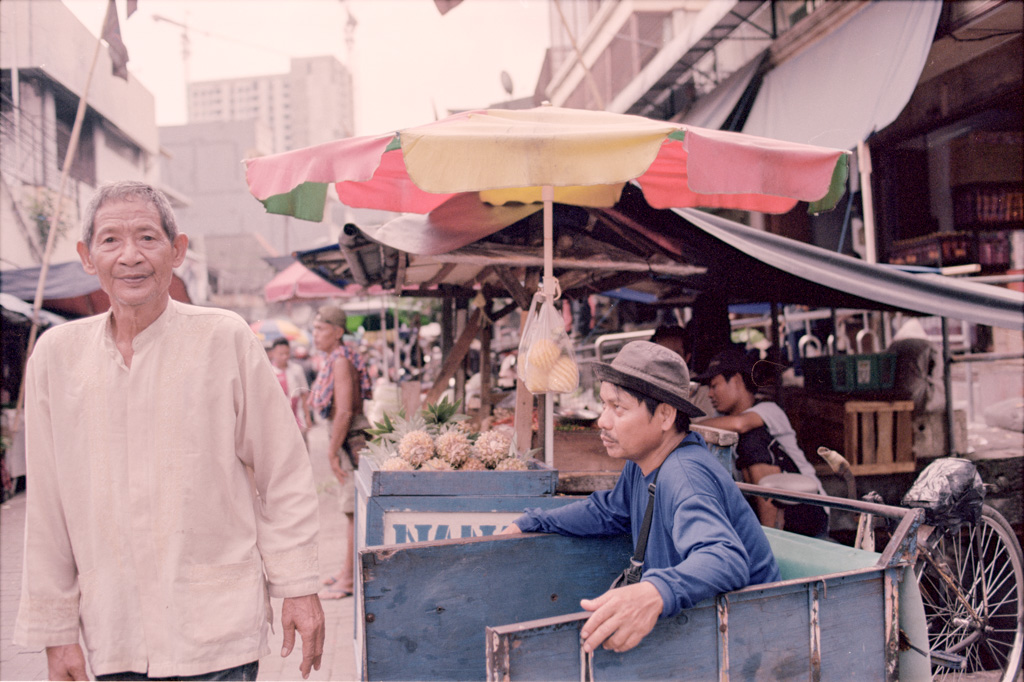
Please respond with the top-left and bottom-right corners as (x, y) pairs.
(501, 341), (779, 654)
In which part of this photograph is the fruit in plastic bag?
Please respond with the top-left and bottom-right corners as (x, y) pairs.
(548, 354), (579, 393)
(528, 338), (562, 371)
(525, 361), (548, 393)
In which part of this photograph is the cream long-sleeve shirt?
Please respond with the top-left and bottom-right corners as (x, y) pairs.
(14, 301), (320, 678)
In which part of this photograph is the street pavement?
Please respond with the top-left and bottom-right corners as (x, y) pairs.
(0, 422), (357, 681)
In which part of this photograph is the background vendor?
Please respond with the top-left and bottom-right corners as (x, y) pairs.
(696, 349), (828, 537)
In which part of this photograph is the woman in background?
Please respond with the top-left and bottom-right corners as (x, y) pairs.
(309, 305), (371, 599)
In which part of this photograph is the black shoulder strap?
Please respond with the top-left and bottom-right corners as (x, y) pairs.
(632, 466), (661, 567)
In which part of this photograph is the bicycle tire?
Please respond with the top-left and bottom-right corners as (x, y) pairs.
(916, 504), (1024, 682)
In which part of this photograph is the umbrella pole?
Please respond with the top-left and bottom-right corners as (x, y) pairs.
(542, 185), (554, 468)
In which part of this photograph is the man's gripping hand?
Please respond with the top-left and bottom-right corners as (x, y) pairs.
(579, 581), (663, 653)
(46, 644), (87, 681)
(281, 594), (326, 679)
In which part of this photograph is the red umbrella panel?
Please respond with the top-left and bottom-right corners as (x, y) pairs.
(264, 261), (348, 303)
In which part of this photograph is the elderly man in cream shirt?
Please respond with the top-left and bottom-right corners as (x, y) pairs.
(15, 181), (325, 681)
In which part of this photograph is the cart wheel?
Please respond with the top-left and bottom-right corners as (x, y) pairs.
(917, 505), (1024, 682)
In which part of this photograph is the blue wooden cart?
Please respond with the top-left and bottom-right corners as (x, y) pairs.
(357, 488), (933, 681)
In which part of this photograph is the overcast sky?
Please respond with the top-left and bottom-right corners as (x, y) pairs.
(63, 0), (551, 135)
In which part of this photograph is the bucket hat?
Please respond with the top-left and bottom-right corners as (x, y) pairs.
(591, 341), (705, 418)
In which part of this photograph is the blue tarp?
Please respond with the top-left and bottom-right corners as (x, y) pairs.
(0, 261), (101, 300)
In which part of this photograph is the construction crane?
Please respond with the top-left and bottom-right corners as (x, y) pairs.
(151, 14), (193, 83)
(151, 13), (290, 83)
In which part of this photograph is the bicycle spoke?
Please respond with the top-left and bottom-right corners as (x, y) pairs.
(982, 639), (1010, 669)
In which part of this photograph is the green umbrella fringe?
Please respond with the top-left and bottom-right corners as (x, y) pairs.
(260, 182), (330, 222)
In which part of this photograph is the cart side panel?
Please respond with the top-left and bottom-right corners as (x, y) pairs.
(360, 532), (632, 681)
(488, 571), (888, 681)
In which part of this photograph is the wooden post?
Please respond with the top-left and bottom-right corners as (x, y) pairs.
(454, 298), (468, 406)
(400, 381), (421, 415)
(941, 317), (955, 456)
(424, 308), (482, 406)
(478, 298), (492, 423)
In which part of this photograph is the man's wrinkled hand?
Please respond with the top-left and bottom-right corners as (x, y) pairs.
(281, 594), (326, 679)
(498, 522), (522, 536)
(578, 581), (663, 653)
(46, 644), (87, 681)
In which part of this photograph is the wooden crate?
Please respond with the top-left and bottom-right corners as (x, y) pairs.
(355, 456), (570, 549)
(353, 457), (580, 680)
(794, 393), (916, 475)
(844, 400), (915, 474)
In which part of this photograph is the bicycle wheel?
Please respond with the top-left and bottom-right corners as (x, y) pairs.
(917, 505), (1024, 681)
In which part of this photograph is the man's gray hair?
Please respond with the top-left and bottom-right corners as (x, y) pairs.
(81, 181), (179, 246)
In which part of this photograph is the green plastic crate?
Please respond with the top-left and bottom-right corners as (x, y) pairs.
(803, 353), (896, 393)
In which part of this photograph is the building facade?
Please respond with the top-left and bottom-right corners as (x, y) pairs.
(0, 0), (161, 270)
(187, 55), (355, 154)
(536, 0), (1022, 274)
(159, 119), (334, 318)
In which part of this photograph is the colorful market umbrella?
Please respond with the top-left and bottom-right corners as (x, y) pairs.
(244, 106), (848, 222)
(249, 318), (310, 347)
(264, 261), (348, 303)
(244, 105), (850, 461)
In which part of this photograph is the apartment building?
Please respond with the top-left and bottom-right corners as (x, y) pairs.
(187, 55), (354, 154)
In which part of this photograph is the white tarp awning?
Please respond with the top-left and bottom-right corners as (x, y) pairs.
(680, 51), (765, 130)
(742, 0), (942, 149)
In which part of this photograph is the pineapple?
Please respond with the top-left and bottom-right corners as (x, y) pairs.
(392, 412), (434, 468)
(548, 355), (579, 393)
(527, 337), (562, 371)
(434, 427), (472, 468)
(380, 456), (414, 471)
(362, 439), (397, 466)
(460, 456), (487, 471)
(398, 431), (434, 468)
(422, 396), (468, 431)
(365, 410), (402, 445)
(422, 457), (454, 472)
(495, 457), (530, 471)
(525, 362), (548, 393)
(475, 429), (512, 468)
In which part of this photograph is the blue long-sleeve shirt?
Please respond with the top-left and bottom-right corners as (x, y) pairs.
(515, 432), (780, 619)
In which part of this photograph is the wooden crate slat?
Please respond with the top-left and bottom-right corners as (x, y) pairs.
(876, 411), (895, 464)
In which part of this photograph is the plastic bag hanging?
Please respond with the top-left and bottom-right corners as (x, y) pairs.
(517, 289), (579, 395)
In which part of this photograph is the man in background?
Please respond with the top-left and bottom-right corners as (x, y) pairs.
(696, 349), (828, 537)
(268, 337), (313, 439)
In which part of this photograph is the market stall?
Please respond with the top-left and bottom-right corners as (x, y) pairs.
(245, 104), (851, 470)
(285, 185), (1022, 492)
